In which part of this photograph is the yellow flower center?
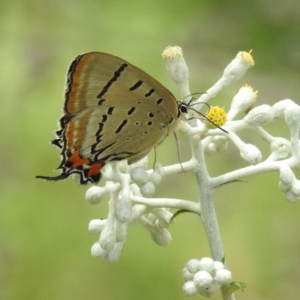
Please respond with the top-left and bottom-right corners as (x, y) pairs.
(205, 106), (227, 127)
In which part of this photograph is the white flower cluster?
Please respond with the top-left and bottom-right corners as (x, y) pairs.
(182, 257), (232, 297)
(86, 158), (199, 262)
(83, 46), (300, 298)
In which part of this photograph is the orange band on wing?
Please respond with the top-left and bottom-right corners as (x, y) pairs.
(67, 151), (90, 168)
(87, 163), (104, 177)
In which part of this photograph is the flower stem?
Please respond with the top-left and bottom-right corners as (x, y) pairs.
(191, 137), (236, 300)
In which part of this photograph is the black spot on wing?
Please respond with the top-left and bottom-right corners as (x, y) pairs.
(115, 120), (128, 134)
(129, 80), (143, 91)
(97, 64), (128, 98)
(127, 107), (136, 115)
(145, 89), (155, 97)
(107, 107), (115, 115)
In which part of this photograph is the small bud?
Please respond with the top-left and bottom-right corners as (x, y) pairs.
(270, 138), (291, 160)
(105, 242), (124, 263)
(240, 143), (262, 165)
(91, 242), (106, 258)
(285, 191), (300, 204)
(215, 269), (232, 285)
(186, 259), (200, 273)
(182, 267), (195, 282)
(85, 186), (108, 204)
(279, 165), (295, 186)
(99, 225), (116, 251)
(214, 261), (225, 271)
(150, 228), (172, 246)
(227, 85), (258, 120)
(285, 103), (300, 130)
(272, 99), (295, 119)
(206, 136), (228, 155)
(198, 281), (219, 297)
(182, 281), (198, 297)
(88, 219), (106, 234)
(130, 167), (149, 185)
(115, 222), (127, 242)
(198, 257), (215, 273)
(115, 200), (132, 223)
(291, 180), (300, 196)
(193, 271), (213, 289)
(149, 171), (162, 185)
(140, 181), (156, 197)
(244, 105), (274, 126)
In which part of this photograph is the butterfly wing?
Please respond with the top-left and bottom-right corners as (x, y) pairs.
(37, 52), (180, 184)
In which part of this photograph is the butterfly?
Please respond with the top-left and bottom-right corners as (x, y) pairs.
(36, 52), (190, 184)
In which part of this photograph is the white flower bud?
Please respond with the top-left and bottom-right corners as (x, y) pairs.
(99, 225), (116, 251)
(186, 259), (200, 273)
(115, 222), (127, 242)
(182, 281), (198, 297)
(279, 165), (295, 186)
(140, 181), (156, 197)
(272, 99), (295, 119)
(198, 280), (219, 297)
(91, 242), (106, 258)
(130, 167), (149, 185)
(150, 228), (172, 246)
(193, 271), (213, 288)
(105, 242), (124, 263)
(194, 271), (219, 296)
(162, 46), (190, 97)
(214, 261), (225, 271)
(240, 143), (262, 165)
(270, 138), (291, 160)
(85, 186), (108, 204)
(156, 166), (166, 177)
(244, 105), (274, 126)
(221, 51), (254, 86)
(198, 257), (215, 273)
(215, 269), (232, 285)
(227, 85), (258, 120)
(291, 180), (300, 196)
(279, 181), (291, 192)
(115, 200), (132, 223)
(182, 267), (195, 282)
(88, 219), (106, 234)
(285, 191), (300, 204)
(285, 103), (300, 130)
(149, 171), (162, 185)
(206, 136), (228, 155)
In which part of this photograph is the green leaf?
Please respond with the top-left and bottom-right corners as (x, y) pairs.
(222, 281), (247, 298)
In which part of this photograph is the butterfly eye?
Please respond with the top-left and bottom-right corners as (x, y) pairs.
(179, 102), (188, 114)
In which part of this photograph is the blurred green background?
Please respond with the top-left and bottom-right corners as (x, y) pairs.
(1, 0), (300, 299)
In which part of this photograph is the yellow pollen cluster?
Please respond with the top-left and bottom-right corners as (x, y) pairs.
(162, 46), (183, 59)
(240, 50), (255, 67)
(205, 106), (227, 127)
(242, 84), (258, 99)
